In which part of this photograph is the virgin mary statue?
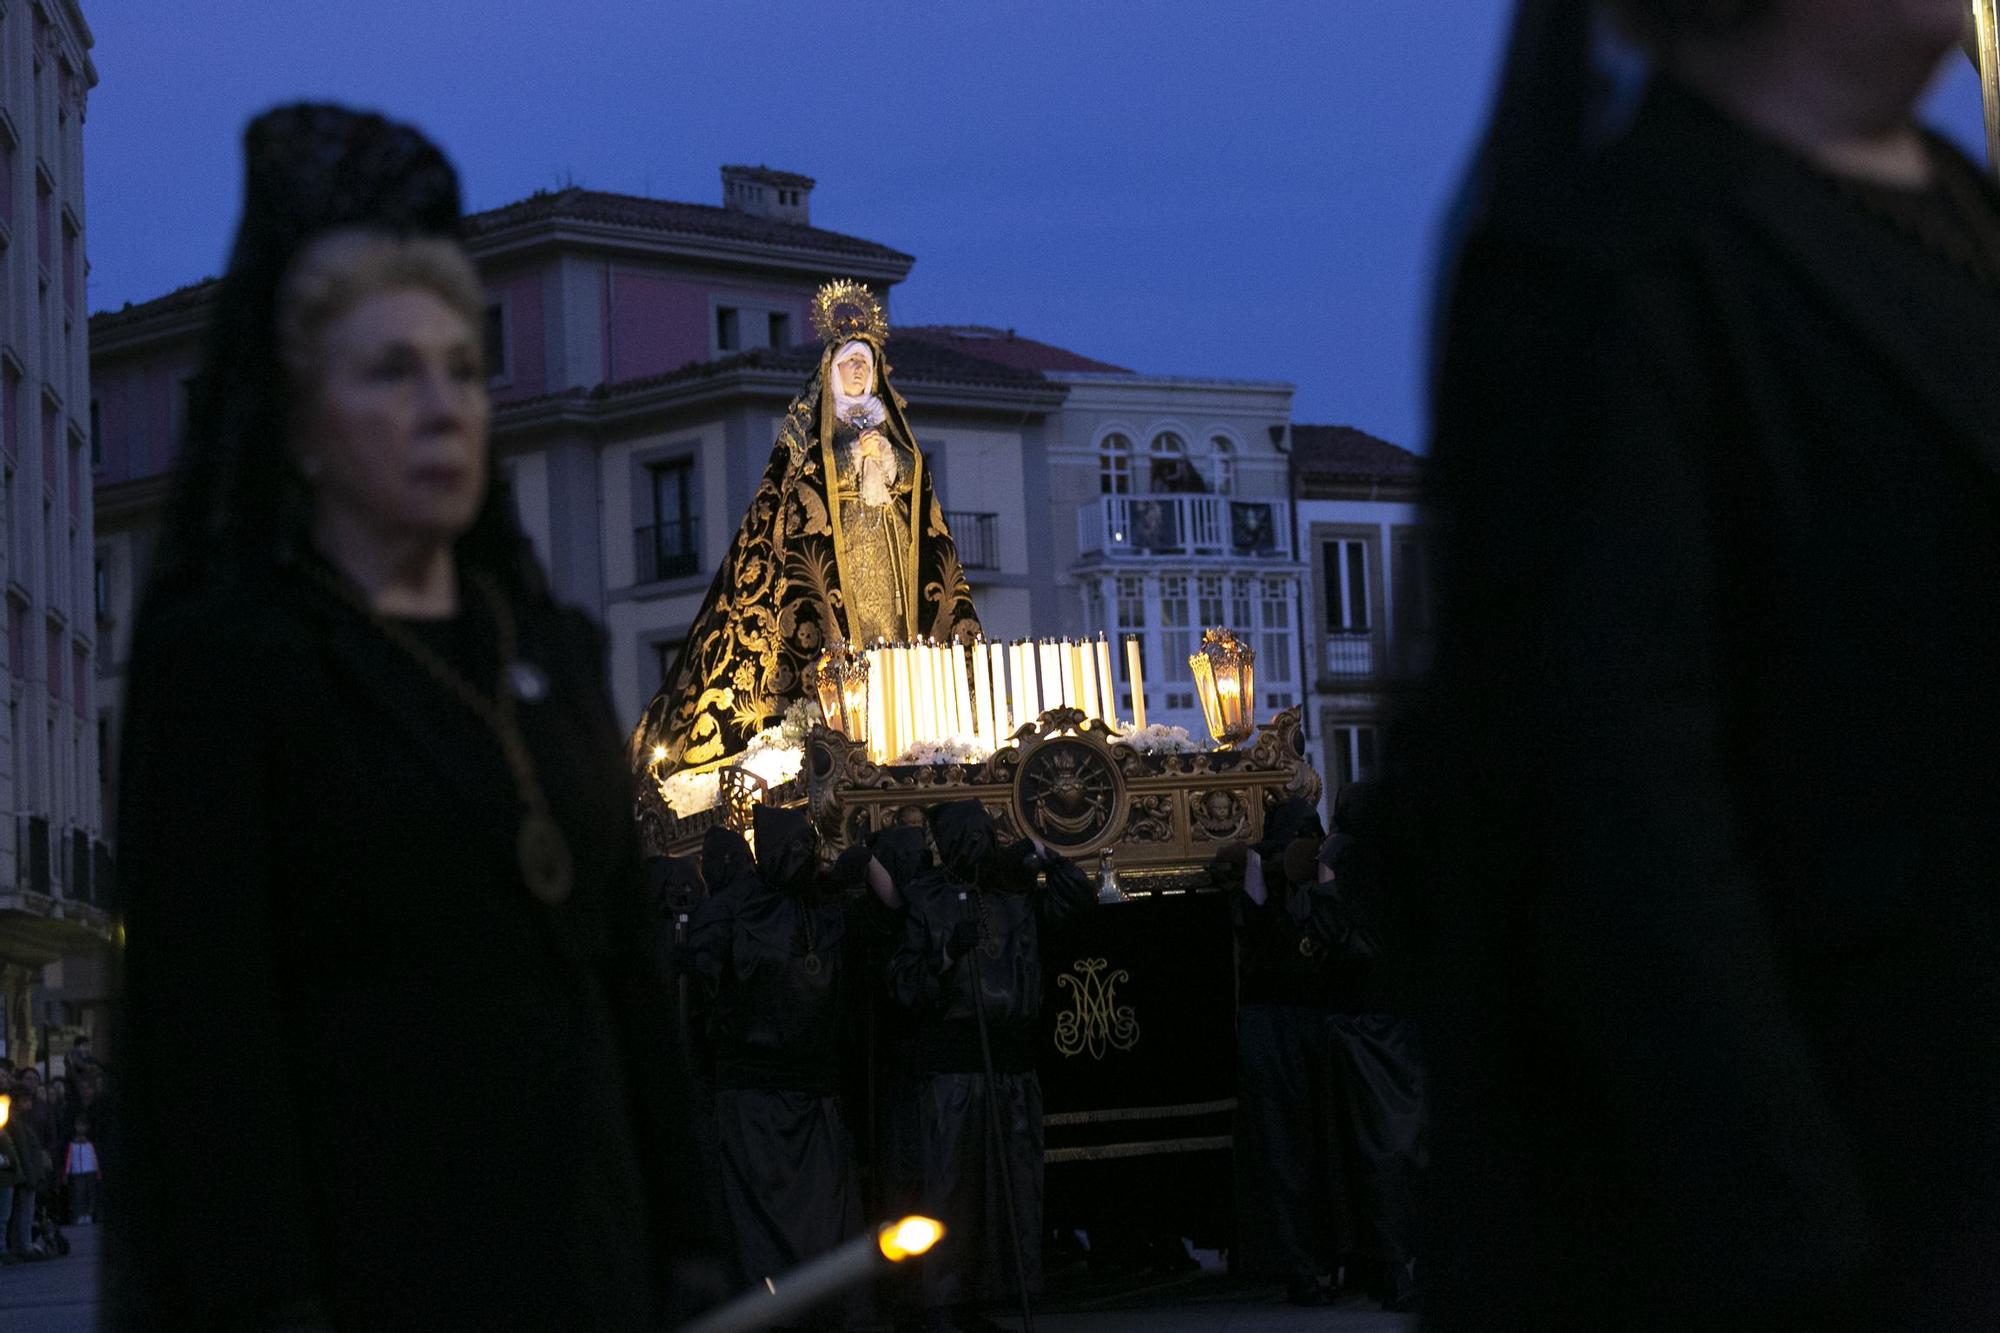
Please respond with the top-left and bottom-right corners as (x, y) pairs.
(632, 281), (983, 774)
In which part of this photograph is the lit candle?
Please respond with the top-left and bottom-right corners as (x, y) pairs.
(1078, 640), (1100, 725)
(1014, 641), (1037, 725)
(1126, 636), (1148, 729)
(1038, 640), (1063, 713)
(950, 642), (973, 742)
(894, 643), (915, 760)
(867, 643), (887, 763)
(1069, 640), (1090, 719)
(1095, 635), (1118, 727)
(918, 642), (940, 744)
(972, 640), (995, 745)
(932, 642), (952, 741)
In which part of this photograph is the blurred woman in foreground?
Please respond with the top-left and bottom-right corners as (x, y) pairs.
(113, 105), (717, 1330)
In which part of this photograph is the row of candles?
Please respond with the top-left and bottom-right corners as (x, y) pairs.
(811, 633), (1152, 766)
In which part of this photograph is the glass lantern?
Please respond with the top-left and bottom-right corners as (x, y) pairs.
(1188, 627), (1257, 747)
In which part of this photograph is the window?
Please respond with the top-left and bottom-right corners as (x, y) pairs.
(654, 637), (685, 687)
(93, 557), (107, 621)
(0, 124), (15, 231)
(88, 397), (100, 465)
(1209, 435), (1237, 495)
(482, 302), (508, 382)
(1149, 431), (1201, 494)
(47, 622), (62, 704)
(768, 311), (792, 348)
(1329, 724), (1380, 789)
(1322, 538), (1371, 631)
(1197, 573), (1225, 629)
(716, 306), (741, 353)
(640, 458), (699, 582)
(61, 215), (76, 317)
(1260, 577), (1294, 701)
(1159, 575), (1192, 687)
(1098, 432), (1132, 495)
(35, 173), (50, 271)
(2, 361), (18, 459)
(97, 717), (110, 787)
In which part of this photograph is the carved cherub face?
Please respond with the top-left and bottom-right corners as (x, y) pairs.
(837, 346), (875, 397)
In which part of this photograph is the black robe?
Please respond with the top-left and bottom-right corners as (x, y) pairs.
(688, 808), (863, 1308)
(1417, 76), (2000, 1330)
(112, 568), (720, 1331)
(1225, 801), (1344, 1285)
(888, 802), (1093, 1307)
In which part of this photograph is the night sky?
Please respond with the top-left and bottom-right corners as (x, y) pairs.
(81, 1), (1991, 448)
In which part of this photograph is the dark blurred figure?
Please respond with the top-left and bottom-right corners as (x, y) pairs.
(1313, 782), (1422, 1311)
(685, 807), (901, 1323)
(1222, 798), (1340, 1306)
(889, 800), (1093, 1327)
(1419, 1), (2000, 1328)
(113, 105), (719, 1329)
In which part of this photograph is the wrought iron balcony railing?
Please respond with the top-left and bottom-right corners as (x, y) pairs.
(1076, 494), (1291, 561)
(635, 518), (702, 584)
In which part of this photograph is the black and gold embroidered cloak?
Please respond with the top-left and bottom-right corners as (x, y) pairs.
(632, 337), (982, 774)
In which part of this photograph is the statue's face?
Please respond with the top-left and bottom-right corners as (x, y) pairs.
(837, 349), (874, 397)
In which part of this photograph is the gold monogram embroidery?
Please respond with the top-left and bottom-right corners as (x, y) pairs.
(1053, 957), (1141, 1060)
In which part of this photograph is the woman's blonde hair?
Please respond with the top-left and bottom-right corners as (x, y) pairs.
(276, 227), (486, 384)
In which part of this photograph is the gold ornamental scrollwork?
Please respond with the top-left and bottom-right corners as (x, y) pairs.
(1053, 957), (1141, 1061)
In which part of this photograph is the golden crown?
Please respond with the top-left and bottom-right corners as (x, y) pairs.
(811, 279), (889, 346)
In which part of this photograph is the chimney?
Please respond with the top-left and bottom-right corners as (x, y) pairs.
(720, 165), (815, 224)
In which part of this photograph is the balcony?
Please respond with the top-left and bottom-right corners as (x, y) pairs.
(945, 511), (999, 571)
(1077, 494), (1291, 562)
(635, 518), (702, 584)
(1322, 629), (1377, 679)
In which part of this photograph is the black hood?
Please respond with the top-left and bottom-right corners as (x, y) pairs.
(754, 805), (821, 895)
(1258, 798), (1326, 860)
(1333, 781), (1386, 841)
(702, 826), (756, 895)
(870, 824), (934, 886)
(646, 854), (705, 917)
(927, 799), (999, 877)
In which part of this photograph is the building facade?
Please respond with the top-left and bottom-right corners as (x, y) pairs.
(900, 327), (1305, 740)
(0, 0), (104, 1067)
(1292, 424), (1425, 815)
(93, 170), (1071, 788)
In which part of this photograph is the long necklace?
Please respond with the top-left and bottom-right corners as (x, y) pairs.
(799, 902), (821, 976)
(312, 565), (575, 905)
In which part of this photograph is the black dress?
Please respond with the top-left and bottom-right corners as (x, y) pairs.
(113, 566), (717, 1330)
(1418, 77), (2000, 1329)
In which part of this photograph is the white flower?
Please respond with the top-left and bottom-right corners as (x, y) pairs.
(894, 735), (992, 765)
(659, 768), (721, 817)
(1113, 723), (1203, 755)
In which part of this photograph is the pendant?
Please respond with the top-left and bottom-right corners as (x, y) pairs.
(504, 661), (550, 703)
(519, 812), (574, 905)
(804, 952), (823, 976)
(1297, 937), (1317, 958)
(981, 936), (1003, 960)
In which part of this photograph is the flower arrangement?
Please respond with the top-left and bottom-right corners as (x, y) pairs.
(655, 702), (820, 818)
(1112, 722), (1203, 755)
(893, 736), (991, 766)
(659, 767), (722, 818)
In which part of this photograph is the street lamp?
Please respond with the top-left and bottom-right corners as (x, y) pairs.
(1189, 627), (1257, 747)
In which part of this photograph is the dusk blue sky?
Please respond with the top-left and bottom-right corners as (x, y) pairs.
(82, 2), (1990, 448)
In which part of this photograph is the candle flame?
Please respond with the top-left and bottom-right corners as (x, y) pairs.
(878, 1215), (945, 1261)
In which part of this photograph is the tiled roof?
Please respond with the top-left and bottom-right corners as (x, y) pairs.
(522, 336), (1056, 411)
(897, 324), (1134, 375)
(91, 276), (222, 334)
(462, 186), (911, 264)
(1292, 424), (1421, 481)
(722, 164), (816, 189)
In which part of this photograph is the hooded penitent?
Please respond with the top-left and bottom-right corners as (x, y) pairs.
(631, 282), (983, 775)
(701, 826), (757, 898)
(752, 805), (821, 897)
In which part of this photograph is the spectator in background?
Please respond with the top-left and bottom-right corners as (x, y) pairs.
(62, 1118), (99, 1226)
